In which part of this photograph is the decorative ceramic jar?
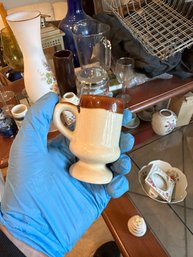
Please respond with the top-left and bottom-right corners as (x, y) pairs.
(6, 11), (58, 103)
(151, 109), (177, 136)
(59, 0), (91, 67)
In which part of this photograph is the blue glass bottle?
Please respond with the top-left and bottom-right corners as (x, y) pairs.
(59, 0), (91, 67)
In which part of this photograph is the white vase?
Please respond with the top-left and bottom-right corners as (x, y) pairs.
(6, 11), (58, 103)
(151, 109), (177, 136)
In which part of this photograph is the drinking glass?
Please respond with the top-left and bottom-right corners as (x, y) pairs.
(115, 57), (135, 104)
(0, 82), (16, 115)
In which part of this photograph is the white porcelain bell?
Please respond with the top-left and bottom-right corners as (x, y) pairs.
(127, 215), (147, 237)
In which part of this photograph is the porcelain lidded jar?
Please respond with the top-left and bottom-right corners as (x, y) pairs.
(151, 109), (177, 136)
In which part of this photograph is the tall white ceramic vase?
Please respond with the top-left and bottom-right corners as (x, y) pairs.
(6, 11), (58, 103)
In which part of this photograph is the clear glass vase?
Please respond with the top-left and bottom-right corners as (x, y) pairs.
(59, 0), (91, 67)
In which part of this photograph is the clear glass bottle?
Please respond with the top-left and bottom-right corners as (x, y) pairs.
(59, 0), (91, 67)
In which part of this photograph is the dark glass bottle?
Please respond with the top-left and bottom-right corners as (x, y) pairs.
(59, 0), (91, 67)
(53, 49), (77, 96)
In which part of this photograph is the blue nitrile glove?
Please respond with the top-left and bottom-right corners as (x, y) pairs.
(0, 92), (134, 257)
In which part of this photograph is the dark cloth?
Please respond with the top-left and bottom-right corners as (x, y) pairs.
(0, 230), (26, 257)
(94, 13), (193, 79)
(93, 241), (120, 257)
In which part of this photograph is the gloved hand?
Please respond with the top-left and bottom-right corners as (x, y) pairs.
(0, 92), (134, 257)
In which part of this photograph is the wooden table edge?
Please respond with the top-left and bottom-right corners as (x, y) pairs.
(128, 78), (193, 113)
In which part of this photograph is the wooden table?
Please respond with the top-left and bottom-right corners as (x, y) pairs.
(103, 76), (193, 257)
(1, 75), (193, 256)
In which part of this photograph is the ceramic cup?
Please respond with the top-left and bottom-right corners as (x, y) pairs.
(53, 94), (124, 184)
(11, 103), (28, 129)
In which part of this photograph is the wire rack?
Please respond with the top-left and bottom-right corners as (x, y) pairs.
(104, 0), (193, 59)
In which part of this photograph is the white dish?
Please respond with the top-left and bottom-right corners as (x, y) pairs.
(138, 160), (187, 203)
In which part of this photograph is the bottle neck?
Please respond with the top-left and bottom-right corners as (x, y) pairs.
(67, 0), (84, 14)
(0, 3), (9, 28)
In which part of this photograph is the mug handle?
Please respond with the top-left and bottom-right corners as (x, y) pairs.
(53, 102), (78, 141)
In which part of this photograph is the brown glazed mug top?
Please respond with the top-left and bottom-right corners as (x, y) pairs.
(79, 95), (124, 114)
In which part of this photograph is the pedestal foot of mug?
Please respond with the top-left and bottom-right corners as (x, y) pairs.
(69, 161), (113, 184)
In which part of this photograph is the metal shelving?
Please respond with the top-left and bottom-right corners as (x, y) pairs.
(104, 0), (193, 59)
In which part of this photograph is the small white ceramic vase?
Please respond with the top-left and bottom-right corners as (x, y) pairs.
(152, 109), (177, 136)
(7, 11), (58, 103)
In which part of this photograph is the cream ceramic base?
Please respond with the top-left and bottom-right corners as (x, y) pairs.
(70, 161), (113, 184)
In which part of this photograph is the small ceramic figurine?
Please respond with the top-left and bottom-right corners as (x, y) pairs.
(0, 108), (18, 137)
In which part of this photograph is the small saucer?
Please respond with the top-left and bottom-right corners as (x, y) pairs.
(138, 160), (187, 203)
(123, 113), (140, 129)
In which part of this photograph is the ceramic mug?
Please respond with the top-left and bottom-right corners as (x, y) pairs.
(53, 94), (124, 184)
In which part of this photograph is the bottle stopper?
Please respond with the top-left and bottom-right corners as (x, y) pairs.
(127, 215), (147, 237)
(62, 92), (79, 105)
